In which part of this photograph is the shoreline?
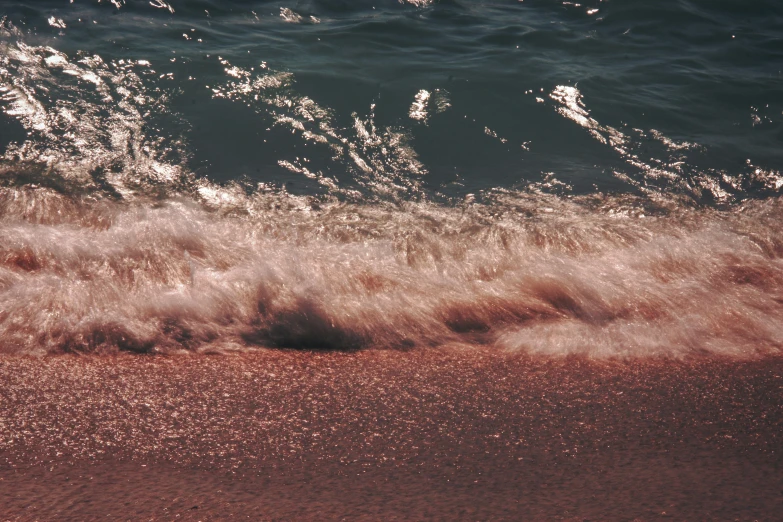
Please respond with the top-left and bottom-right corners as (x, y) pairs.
(2, 350), (781, 519)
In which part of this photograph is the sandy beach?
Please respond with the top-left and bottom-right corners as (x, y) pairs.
(1, 349), (781, 520)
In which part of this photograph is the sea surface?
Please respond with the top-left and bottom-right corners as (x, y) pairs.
(1, 0), (783, 357)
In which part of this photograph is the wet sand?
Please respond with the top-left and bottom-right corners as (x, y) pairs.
(1, 349), (781, 520)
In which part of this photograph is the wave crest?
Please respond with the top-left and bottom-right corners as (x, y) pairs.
(1, 185), (782, 358)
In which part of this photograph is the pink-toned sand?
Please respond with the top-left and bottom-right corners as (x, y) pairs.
(1, 349), (781, 520)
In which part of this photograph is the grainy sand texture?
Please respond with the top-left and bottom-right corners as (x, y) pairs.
(1, 349), (781, 520)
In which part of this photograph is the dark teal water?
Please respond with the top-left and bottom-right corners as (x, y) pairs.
(1, 1), (783, 356)
(2, 0), (782, 201)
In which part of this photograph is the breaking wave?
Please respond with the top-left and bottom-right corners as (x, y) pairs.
(2, 14), (782, 358)
(1, 184), (782, 358)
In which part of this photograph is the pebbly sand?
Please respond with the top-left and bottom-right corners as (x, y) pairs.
(1, 348), (781, 520)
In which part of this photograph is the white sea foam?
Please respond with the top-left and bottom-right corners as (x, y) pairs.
(0, 185), (781, 358)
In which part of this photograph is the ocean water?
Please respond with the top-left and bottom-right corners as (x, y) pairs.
(1, 0), (782, 357)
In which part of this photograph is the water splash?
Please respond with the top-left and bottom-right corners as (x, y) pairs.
(1, 7), (782, 360)
(1, 183), (782, 358)
(211, 59), (427, 201)
(548, 85), (781, 204)
(0, 22), (189, 199)
(409, 88), (450, 124)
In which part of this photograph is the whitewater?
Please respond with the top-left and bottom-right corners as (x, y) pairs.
(1, 2), (782, 358)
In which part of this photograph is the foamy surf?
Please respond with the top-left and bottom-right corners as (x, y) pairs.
(2, 9), (782, 359)
(1, 184), (781, 358)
